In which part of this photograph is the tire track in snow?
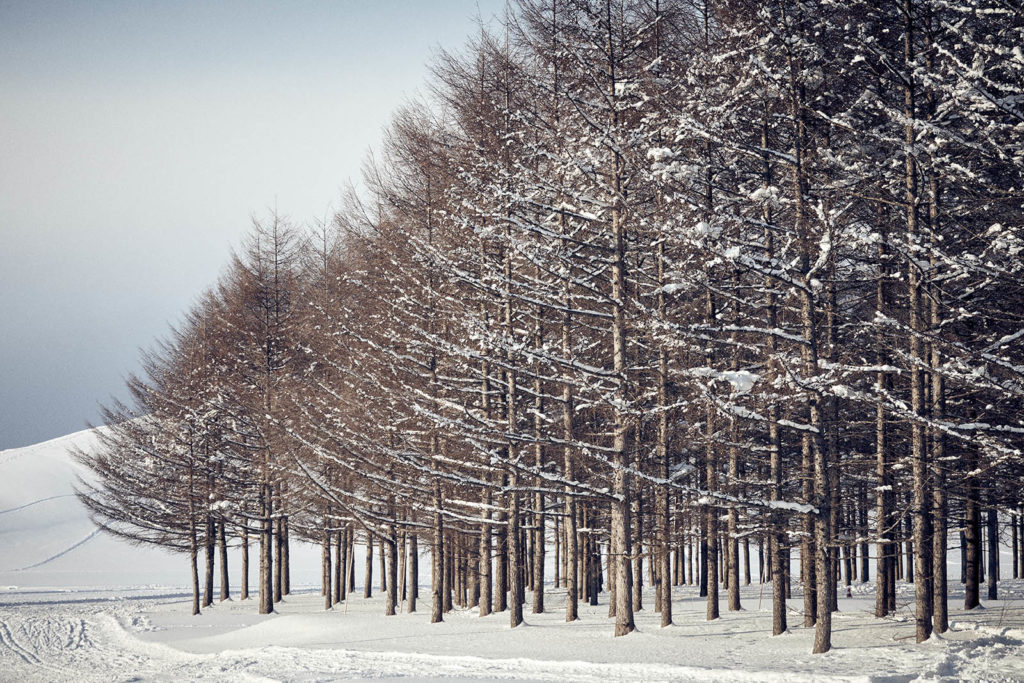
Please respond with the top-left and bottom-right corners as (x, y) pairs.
(18, 528), (101, 570)
(0, 619), (42, 666)
(0, 494), (76, 516)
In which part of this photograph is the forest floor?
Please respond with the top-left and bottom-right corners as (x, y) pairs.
(1, 579), (1023, 682)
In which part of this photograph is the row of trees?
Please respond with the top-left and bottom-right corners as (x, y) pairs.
(78, 0), (1024, 653)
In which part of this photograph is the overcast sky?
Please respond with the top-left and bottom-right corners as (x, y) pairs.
(0, 1), (502, 450)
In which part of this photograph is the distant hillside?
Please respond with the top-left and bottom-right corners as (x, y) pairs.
(0, 427), (180, 587)
(0, 428), (319, 590)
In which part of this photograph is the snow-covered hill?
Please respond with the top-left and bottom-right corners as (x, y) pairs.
(0, 428), (184, 588)
(0, 427), (322, 590)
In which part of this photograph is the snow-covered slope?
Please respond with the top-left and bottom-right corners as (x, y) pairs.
(0, 428), (184, 587)
(0, 428), (320, 590)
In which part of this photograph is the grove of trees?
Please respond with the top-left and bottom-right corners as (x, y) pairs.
(77, 0), (1024, 654)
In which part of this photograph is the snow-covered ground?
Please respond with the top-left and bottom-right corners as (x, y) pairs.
(3, 582), (1024, 682)
(2, 430), (1023, 681)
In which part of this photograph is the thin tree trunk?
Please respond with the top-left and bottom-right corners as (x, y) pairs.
(561, 260), (579, 622)
(657, 283), (672, 625)
(479, 490), (492, 617)
(340, 525), (350, 602)
(204, 515), (215, 608)
(274, 513), (283, 603)
(532, 351), (546, 614)
(334, 528), (343, 605)
(469, 536), (480, 608)
(363, 530), (373, 599)
(399, 529), (408, 607)
(509, 481), (524, 628)
(431, 483), (444, 622)
(929, 174), (948, 631)
(348, 526), (356, 593)
(706, 404), (720, 621)
(240, 525), (249, 601)
(188, 464), (200, 616)
(859, 487), (870, 584)
(1013, 514), (1019, 581)
(495, 503), (508, 613)
(965, 457), (981, 609)
(987, 506), (998, 601)
(380, 529), (389, 595)
(606, 6), (634, 636)
(744, 538), (751, 586)
(387, 523), (398, 616)
(1015, 516), (1024, 581)
(322, 528), (332, 610)
(282, 515), (290, 596)
(633, 495), (643, 613)
(409, 531), (418, 613)
(259, 482), (274, 615)
(218, 519), (229, 602)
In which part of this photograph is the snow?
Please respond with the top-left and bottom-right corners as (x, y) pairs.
(688, 368), (760, 396)
(2, 429), (1024, 681)
(0, 428), (322, 589)
(4, 579), (1024, 681)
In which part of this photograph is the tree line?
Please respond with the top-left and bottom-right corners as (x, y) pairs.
(77, 0), (1024, 654)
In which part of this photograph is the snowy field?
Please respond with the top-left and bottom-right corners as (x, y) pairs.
(2, 430), (1024, 682)
(3, 582), (1024, 681)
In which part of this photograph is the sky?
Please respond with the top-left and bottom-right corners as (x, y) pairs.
(0, 0), (503, 450)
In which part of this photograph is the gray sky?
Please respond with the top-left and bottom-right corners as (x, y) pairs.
(0, 0), (502, 449)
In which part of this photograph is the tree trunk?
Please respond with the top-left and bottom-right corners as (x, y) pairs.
(987, 506), (998, 601)
(364, 530), (373, 599)
(965, 460), (981, 609)
(495, 509), (508, 613)
(561, 288), (579, 622)
(431, 482), (444, 622)
(399, 529), (408, 606)
(218, 519), (229, 602)
(380, 528), (389, 595)
(509, 481), (524, 628)
(190, 533), (201, 616)
(657, 325), (672, 626)
(386, 524), (398, 616)
(468, 537), (480, 608)
(274, 514), (283, 603)
(322, 528), (332, 610)
(532, 366), (546, 615)
(1013, 513), (1019, 581)
(607, 15), (634, 636)
(706, 407), (720, 621)
(1019, 514), (1024, 580)
(875, 222), (894, 619)
(633, 496), (643, 613)
(770, 390), (787, 636)
(282, 515), (290, 596)
(929, 191), (948, 631)
(240, 525), (249, 601)
(727, 441), (741, 611)
(409, 531), (418, 613)
(334, 528), (343, 605)
(204, 515), (215, 608)
(802, 444), (816, 628)
(348, 526), (356, 593)
(859, 487), (870, 584)
(479, 490), (492, 617)
(259, 482), (274, 615)
(188, 466), (200, 616)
